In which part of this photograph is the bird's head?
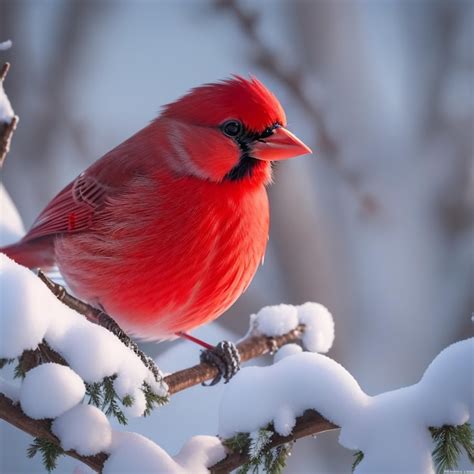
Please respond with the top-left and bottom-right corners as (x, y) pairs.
(159, 76), (311, 184)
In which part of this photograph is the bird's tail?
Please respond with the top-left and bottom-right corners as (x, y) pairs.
(1, 237), (56, 269)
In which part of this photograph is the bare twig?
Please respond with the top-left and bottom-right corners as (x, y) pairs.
(166, 325), (304, 394)
(0, 62), (11, 82)
(0, 62), (19, 167)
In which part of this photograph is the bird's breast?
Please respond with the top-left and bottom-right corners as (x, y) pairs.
(56, 174), (270, 339)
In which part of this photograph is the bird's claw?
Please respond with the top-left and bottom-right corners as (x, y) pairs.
(200, 341), (241, 386)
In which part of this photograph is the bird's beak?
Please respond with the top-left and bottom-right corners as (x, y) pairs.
(252, 127), (312, 161)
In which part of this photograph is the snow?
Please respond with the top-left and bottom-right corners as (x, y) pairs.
(0, 256), (54, 358)
(254, 304), (299, 336)
(173, 435), (227, 472)
(253, 302), (335, 353)
(20, 363), (85, 420)
(297, 302), (334, 353)
(52, 405), (112, 456)
(0, 79), (14, 124)
(50, 403), (225, 471)
(103, 432), (225, 474)
(0, 254), (168, 416)
(0, 40), (12, 50)
(219, 338), (473, 474)
(219, 352), (367, 439)
(0, 40), (14, 123)
(274, 343), (303, 363)
(0, 185), (25, 246)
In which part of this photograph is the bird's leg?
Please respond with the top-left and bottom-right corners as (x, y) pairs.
(177, 332), (241, 385)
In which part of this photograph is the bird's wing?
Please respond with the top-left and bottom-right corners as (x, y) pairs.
(23, 172), (111, 241)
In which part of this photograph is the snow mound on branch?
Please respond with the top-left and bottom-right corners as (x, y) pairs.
(52, 404), (112, 456)
(253, 302), (335, 353)
(255, 304), (298, 336)
(219, 352), (367, 438)
(0, 254), (167, 416)
(219, 338), (473, 473)
(173, 435), (227, 472)
(297, 302), (334, 352)
(0, 185), (25, 246)
(20, 363), (85, 419)
(274, 343), (303, 363)
(103, 432), (225, 474)
(0, 256), (54, 358)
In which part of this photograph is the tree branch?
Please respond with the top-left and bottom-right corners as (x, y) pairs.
(213, 0), (379, 215)
(0, 62), (19, 168)
(1, 273), (327, 473)
(36, 270), (306, 393)
(0, 391), (338, 473)
(0, 393), (108, 471)
(210, 410), (338, 473)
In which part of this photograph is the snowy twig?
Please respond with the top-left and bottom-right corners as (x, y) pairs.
(166, 324), (305, 394)
(0, 393), (108, 471)
(209, 410), (337, 473)
(0, 62), (19, 167)
(0, 391), (336, 473)
(214, 0), (379, 214)
(36, 271), (307, 393)
(37, 271), (163, 383)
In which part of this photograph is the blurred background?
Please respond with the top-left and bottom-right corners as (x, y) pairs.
(1, 0), (473, 472)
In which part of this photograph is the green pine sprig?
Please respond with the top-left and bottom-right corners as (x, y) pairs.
(224, 427), (292, 474)
(27, 438), (64, 473)
(0, 357), (15, 370)
(430, 422), (474, 474)
(352, 423), (473, 473)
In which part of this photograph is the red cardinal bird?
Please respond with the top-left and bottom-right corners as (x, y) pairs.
(2, 76), (311, 378)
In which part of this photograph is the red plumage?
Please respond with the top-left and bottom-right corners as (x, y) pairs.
(1, 76), (311, 339)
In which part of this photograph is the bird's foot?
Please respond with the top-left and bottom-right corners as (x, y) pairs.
(200, 341), (241, 386)
(97, 312), (163, 382)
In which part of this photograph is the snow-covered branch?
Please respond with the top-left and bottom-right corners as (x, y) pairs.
(0, 255), (332, 472)
(0, 58), (19, 167)
(1, 253), (472, 473)
(0, 393), (107, 471)
(217, 337), (473, 473)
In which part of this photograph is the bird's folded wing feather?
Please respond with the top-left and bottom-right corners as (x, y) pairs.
(22, 172), (111, 241)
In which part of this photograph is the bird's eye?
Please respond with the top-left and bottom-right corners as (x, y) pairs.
(222, 120), (242, 137)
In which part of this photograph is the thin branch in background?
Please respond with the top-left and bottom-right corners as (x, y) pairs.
(0, 62), (19, 167)
(213, 0), (379, 215)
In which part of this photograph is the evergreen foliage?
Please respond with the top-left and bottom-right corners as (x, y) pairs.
(430, 422), (474, 474)
(224, 427), (292, 474)
(352, 450), (364, 471)
(352, 423), (473, 473)
(0, 357), (14, 370)
(27, 437), (64, 473)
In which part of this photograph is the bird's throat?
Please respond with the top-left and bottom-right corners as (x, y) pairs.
(223, 155), (262, 182)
